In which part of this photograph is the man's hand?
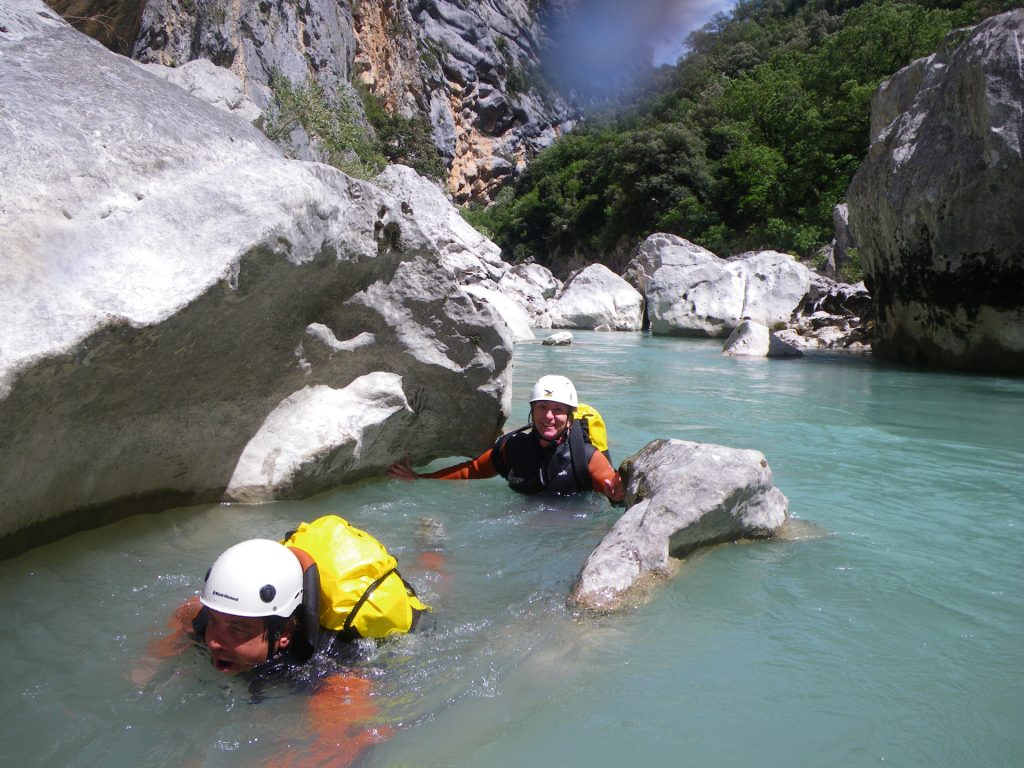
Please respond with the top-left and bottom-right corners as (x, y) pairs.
(386, 457), (419, 481)
(131, 595), (200, 686)
(604, 473), (625, 503)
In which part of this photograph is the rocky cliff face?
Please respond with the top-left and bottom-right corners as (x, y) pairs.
(847, 11), (1024, 375)
(46, 0), (579, 204)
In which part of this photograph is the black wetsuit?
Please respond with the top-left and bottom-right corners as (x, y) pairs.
(491, 422), (597, 495)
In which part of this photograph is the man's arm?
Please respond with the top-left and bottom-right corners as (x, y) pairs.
(279, 675), (391, 768)
(587, 451), (625, 503)
(131, 595), (201, 686)
(388, 448), (500, 481)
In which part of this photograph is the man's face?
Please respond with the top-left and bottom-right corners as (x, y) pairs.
(203, 609), (284, 674)
(531, 400), (571, 443)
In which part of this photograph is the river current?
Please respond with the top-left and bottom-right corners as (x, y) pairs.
(1, 331), (1022, 766)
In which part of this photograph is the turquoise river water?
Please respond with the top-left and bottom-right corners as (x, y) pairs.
(1, 331), (1022, 767)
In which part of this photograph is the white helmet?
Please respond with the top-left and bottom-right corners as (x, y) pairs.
(200, 539), (303, 619)
(529, 375), (578, 408)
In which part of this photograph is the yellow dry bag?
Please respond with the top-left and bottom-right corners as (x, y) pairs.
(573, 402), (610, 459)
(281, 515), (429, 640)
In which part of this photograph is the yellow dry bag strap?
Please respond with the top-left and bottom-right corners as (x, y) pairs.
(342, 566), (397, 634)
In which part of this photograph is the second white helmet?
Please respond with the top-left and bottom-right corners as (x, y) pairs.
(200, 539), (303, 618)
(529, 375), (578, 408)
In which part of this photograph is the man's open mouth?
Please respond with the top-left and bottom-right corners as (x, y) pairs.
(212, 656), (236, 673)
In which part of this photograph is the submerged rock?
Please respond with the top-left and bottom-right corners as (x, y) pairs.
(570, 439), (789, 612)
(0, 2), (512, 555)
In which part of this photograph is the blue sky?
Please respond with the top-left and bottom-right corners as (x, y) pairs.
(649, 0), (739, 64)
(546, 0), (739, 94)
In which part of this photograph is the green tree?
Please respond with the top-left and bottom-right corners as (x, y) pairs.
(473, 0), (1014, 271)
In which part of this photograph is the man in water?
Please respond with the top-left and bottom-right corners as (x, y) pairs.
(142, 516), (431, 767)
(388, 374), (625, 503)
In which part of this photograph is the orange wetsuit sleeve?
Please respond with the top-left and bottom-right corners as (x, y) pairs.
(148, 595), (201, 658)
(420, 448), (500, 480)
(288, 675), (390, 768)
(132, 595), (202, 687)
(587, 450), (622, 498)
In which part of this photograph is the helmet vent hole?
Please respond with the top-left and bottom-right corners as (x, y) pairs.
(259, 584), (277, 603)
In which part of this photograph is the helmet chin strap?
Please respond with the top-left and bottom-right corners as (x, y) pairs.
(263, 616), (290, 661)
(265, 622), (280, 662)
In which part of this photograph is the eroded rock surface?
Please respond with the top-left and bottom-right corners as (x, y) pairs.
(847, 11), (1024, 374)
(96, 0), (580, 203)
(0, 2), (512, 555)
(570, 439), (789, 612)
(546, 263), (644, 331)
(626, 234), (811, 337)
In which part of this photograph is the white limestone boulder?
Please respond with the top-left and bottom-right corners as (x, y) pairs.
(498, 262), (562, 326)
(722, 320), (803, 357)
(570, 439), (789, 612)
(374, 164), (504, 272)
(546, 263), (644, 331)
(628, 233), (812, 337)
(461, 284), (536, 342)
(226, 373), (412, 502)
(374, 165), (535, 342)
(542, 331), (574, 346)
(511, 262), (562, 299)
(0, 2), (512, 555)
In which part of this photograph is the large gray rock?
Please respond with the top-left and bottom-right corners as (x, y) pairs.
(628, 234), (812, 337)
(546, 263), (644, 331)
(0, 2), (512, 555)
(846, 11), (1024, 375)
(373, 164), (534, 342)
(460, 284), (536, 342)
(570, 439), (790, 612)
(374, 164), (503, 267)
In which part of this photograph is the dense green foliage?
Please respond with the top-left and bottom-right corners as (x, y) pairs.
(473, 0), (1019, 270)
(264, 72), (387, 179)
(264, 72), (445, 182)
(358, 84), (447, 182)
